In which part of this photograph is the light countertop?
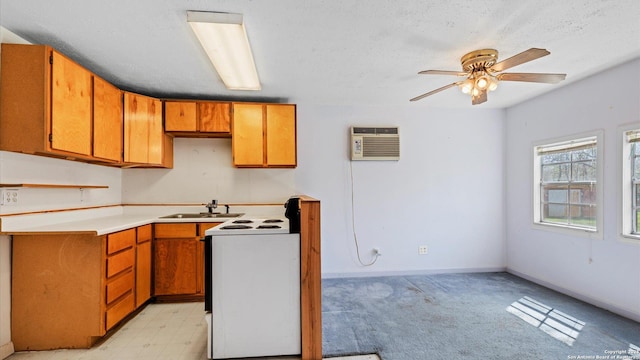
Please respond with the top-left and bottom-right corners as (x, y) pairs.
(0, 204), (285, 235)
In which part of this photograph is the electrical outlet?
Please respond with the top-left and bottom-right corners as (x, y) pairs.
(418, 245), (428, 255)
(1, 189), (19, 206)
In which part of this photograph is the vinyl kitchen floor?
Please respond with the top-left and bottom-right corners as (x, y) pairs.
(7, 302), (377, 360)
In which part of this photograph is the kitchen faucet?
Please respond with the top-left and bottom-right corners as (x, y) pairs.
(205, 199), (218, 213)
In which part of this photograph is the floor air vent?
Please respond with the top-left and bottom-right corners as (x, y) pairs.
(350, 127), (399, 161)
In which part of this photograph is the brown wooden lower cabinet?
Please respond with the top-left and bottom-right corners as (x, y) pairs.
(153, 222), (219, 300)
(11, 226), (149, 350)
(136, 224), (153, 307)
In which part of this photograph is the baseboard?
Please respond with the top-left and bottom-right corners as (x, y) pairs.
(322, 266), (507, 279)
(507, 268), (640, 323)
(0, 341), (14, 359)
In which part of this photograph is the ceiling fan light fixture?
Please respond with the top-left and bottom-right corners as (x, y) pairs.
(475, 76), (489, 90)
(460, 79), (474, 94)
(488, 77), (498, 91)
(187, 11), (261, 91)
(413, 48), (565, 105)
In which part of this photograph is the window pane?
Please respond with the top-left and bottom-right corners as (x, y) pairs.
(570, 188), (582, 204)
(572, 147), (596, 161)
(541, 152), (570, 164)
(572, 184), (596, 205)
(634, 157), (640, 180)
(569, 205), (596, 228)
(542, 164), (570, 182)
(636, 209), (640, 233)
(635, 183), (640, 206)
(634, 143), (640, 155)
(543, 204), (568, 224)
(543, 186), (568, 203)
(572, 161), (596, 182)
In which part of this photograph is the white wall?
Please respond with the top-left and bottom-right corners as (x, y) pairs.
(505, 58), (640, 320)
(0, 152), (123, 214)
(121, 105), (507, 277)
(122, 137), (296, 204)
(295, 105), (506, 276)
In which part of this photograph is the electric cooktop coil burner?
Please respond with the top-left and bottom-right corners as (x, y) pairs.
(263, 219), (284, 223)
(256, 225), (282, 229)
(232, 220), (253, 224)
(220, 225), (253, 230)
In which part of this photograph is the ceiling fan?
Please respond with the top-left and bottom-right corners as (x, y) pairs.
(410, 48), (566, 105)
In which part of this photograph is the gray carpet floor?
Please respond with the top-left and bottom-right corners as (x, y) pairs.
(322, 272), (640, 360)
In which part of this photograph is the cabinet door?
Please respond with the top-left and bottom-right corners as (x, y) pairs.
(147, 97), (164, 165)
(124, 93), (167, 166)
(232, 103), (264, 166)
(136, 224), (152, 307)
(124, 92), (149, 163)
(136, 240), (152, 307)
(154, 238), (198, 295)
(266, 104), (297, 166)
(93, 77), (123, 162)
(199, 102), (231, 133)
(165, 101), (197, 132)
(50, 50), (92, 156)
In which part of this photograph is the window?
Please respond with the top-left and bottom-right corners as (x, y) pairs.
(622, 128), (640, 239)
(632, 134), (640, 233)
(533, 132), (602, 237)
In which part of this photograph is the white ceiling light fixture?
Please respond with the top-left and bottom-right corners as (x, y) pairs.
(187, 11), (261, 91)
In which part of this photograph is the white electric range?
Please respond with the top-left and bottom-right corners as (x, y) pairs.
(204, 217), (301, 359)
(208, 217), (291, 235)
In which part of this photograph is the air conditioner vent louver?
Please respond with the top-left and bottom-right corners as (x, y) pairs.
(363, 137), (400, 157)
(351, 126), (399, 161)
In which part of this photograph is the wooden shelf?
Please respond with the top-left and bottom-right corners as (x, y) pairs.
(0, 183), (108, 189)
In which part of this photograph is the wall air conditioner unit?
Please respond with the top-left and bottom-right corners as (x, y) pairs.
(350, 127), (400, 161)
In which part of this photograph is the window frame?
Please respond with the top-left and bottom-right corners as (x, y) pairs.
(620, 124), (640, 242)
(532, 131), (604, 240)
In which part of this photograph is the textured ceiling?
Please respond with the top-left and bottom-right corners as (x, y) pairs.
(1, 0), (639, 108)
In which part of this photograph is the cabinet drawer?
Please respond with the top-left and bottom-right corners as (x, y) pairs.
(137, 224), (152, 243)
(106, 270), (134, 305)
(106, 248), (135, 278)
(107, 229), (135, 255)
(105, 292), (135, 330)
(154, 223), (196, 238)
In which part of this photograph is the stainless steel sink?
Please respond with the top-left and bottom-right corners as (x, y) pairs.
(159, 212), (244, 219)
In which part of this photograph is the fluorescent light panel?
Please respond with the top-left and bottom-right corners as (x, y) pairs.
(187, 11), (261, 90)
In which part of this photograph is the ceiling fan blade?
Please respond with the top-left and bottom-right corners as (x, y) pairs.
(497, 72), (566, 83)
(491, 48), (550, 72)
(472, 89), (487, 105)
(410, 82), (460, 102)
(418, 70), (468, 76)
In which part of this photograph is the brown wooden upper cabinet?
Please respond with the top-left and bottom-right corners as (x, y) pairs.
(232, 103), (297, 168)
(123, 92), (173, 168)
(164, 100), (231, 136)
(0, 44), (95, 161)
(93, 76), (123, 163)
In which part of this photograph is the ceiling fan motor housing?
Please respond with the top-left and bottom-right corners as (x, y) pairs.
(461, 49), (498, 72)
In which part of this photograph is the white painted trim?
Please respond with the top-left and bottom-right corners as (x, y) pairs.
(321, 267), (507, 279)
(0, 342), (14, 360)
(507, 268), (640, 323)
(618, 122), (640, 243)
